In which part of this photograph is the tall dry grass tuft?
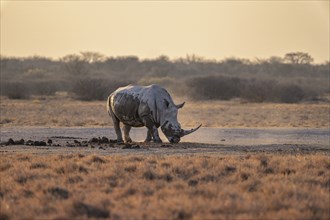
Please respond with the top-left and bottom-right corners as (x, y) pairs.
(0, 153), (329, 219)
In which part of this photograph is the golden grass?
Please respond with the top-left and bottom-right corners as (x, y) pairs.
(0, 96), (329, 128)
(0, 153), (329, 219)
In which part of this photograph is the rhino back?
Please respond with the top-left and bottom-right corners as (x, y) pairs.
(110, 84), (173, 127)
(111, 91), (144, 127)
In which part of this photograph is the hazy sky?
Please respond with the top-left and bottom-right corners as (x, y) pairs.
(1, 1), (329, 63)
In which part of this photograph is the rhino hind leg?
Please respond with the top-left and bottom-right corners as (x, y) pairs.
(123, 125), (132, 143)
(144, 130), (152, 142)
(109, 108), (124, 143)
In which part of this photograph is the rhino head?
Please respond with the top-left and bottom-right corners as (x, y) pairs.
(160, 100), (201, 143)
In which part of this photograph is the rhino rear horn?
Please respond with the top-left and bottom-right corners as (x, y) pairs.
(176, 102), (185, 109)
(180, 124), (202, 137)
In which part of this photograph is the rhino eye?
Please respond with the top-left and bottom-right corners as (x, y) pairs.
(163, 99), (170, 108)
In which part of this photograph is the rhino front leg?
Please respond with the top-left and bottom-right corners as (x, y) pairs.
(142, 116), (162, 143)
(151, 127), (162, 143)
(123, 125), (132, 143)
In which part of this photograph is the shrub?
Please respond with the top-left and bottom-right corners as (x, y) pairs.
(1, 82), (31, 99)
(277, 84), (305, 103)
(187, 76), (242, 100)
(71, 78), (129, 101)
(187, 75), (312, 103)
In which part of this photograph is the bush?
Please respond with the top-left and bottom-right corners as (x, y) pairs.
(187, 75), (312, 103)
(1, 82), (31, 99)
(187, 76), (241, 100)
(241, 79), (278, 102)
(71, 78), (129, 101)
(277, 84), (305, 103)
(1, 81), (60, 99)
(29, 81), (59, 96)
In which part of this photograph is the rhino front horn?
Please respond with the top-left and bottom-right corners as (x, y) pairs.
(180, 124), (202, 137)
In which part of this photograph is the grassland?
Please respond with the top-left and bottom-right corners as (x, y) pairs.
(0, 95), (329, 128)
(0, 153), (329, 219)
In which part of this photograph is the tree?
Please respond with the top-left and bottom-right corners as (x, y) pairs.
(80, 51), (105, 63)
(268, 56), (283, 64)
(284, 52), (313, 64)
(60, 54), (88, 76)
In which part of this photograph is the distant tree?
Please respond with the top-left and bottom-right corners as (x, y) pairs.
(80, 51), (105, 63)
(184, 54), (205, 63)
(268, 56), (283, 64)
(60, 54), (88, 76)
(284, 52), (313, 64)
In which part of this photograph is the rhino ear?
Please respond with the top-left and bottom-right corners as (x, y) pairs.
(176, 102), (185, 109)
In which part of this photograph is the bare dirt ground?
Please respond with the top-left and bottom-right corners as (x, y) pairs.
(0, 95), (329, 128)
(0, 127), (329, 156)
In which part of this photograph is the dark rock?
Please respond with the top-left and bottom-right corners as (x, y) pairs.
(161, 144), (172, 148)
(47, 139), (53, 145)
(6, 138), (15, 145)
(14, 139), (25, 145)
(66, 143), (75, 147)
(131, 145), (141, 149)
(101, 136), (109, 144)
(109, 139), (117, 143)
(122, 144), (132, 149)
(34, 141), (47, 146)
(26, 140), (34, 146)
(99, 146), (105, 150)
(89, 137), (99, 143)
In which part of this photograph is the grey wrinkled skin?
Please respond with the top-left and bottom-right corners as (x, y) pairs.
(107, 84), (201, 143)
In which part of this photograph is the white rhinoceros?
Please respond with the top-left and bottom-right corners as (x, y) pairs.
(107, 84), (201, 143)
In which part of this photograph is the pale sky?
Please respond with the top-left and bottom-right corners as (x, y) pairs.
(0, 1), (329, 63)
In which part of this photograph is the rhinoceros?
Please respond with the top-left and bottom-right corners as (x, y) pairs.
(107, 84), (201, 143)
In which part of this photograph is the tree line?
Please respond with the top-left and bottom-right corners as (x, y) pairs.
(1, 52), (329, 103)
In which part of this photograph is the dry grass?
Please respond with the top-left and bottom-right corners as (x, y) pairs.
(0, 153), (329, 219)
(0, 96), (329, 128)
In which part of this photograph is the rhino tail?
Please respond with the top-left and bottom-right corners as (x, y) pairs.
(107, 95), (112, 116)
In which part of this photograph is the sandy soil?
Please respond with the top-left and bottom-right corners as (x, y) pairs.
(1, 96), (329, 128)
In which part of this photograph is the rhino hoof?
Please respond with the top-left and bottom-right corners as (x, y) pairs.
(124, 138), (132, 143)
(117, 139), (124, 144)
(154, 139), (162, 143)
